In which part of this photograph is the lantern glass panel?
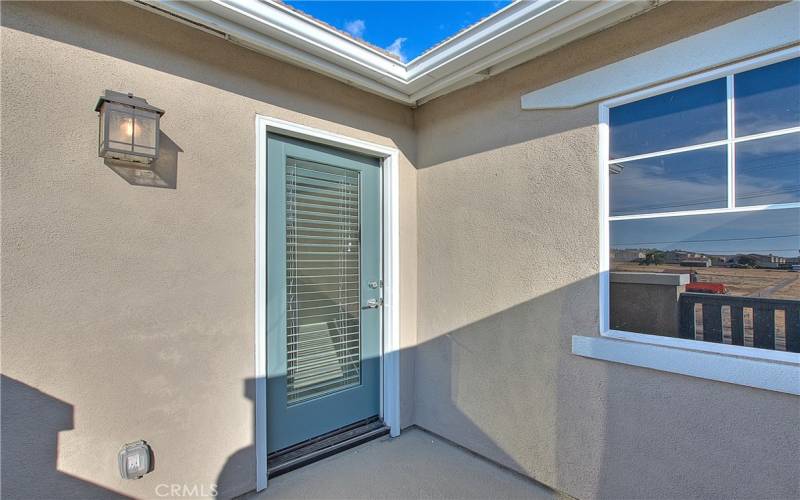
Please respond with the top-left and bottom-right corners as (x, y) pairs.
(98, 107), (106, 152)
(108, 109), (135, 150)
(133, 113), (157, 154)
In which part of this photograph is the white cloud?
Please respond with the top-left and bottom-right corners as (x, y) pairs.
(385, 37), (408, 62)
(343, 19), (365, 38)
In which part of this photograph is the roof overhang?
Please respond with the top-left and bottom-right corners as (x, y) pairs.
(131, 0), (661, 106)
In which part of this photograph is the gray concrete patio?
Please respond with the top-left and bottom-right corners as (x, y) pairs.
(245, 428), (559, 500)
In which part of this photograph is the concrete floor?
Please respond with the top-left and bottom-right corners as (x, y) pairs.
(246, 428), (559, 500)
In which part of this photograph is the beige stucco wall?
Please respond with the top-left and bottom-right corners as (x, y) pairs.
(413, 2), (800, 499)
(0, 2), (417, 498)
(4, 1), (800, 499)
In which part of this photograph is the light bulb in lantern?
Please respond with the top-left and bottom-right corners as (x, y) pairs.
(96, 90), (164, 165)
(121, 117), (134, 141)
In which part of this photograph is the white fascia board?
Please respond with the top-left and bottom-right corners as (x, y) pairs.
(521, 2), (800, 110)
(150, 0), (414, 103)
(405, 0), (577, 81)
(409, 0), (651, 102)
(208, 0), (407, 81)
(137, 0), (657, 105)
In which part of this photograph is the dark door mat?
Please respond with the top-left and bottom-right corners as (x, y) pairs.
(267, 417), (389, 478)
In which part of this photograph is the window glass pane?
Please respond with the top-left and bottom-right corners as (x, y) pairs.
(736, 133), (800, 207)
(609, 78), (727, 159)
(610, 146), (727, 216)
(734, 57), (800, 137)
(609, 208), (799, 351)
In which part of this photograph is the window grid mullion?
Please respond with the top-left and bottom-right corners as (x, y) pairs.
(607, 126), (800, 165)
(726, 74), (736, 209)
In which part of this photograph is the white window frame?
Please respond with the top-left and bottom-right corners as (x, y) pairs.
(580, 45), (800, 395)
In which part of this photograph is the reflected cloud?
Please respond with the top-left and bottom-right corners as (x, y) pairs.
(734, 57), (800, 137)
(610, 78), (727, 159)
(611, 146), (728, 215)
(736, 132), (800, 206)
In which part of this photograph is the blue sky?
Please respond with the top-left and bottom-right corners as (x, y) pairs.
(284, 1), (513, 62)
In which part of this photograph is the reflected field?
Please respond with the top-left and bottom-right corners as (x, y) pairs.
(613, 262), (799, 299)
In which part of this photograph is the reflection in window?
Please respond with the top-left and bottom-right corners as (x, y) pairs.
(609, 209), (799, 351)
(736, 133), (800, 207)
(607, 55), (800, 353)
(611, 209), (800, 281)
(609, 78), (726, 159)
(735, 57), (800, 137)
(610, 146), (727, 216)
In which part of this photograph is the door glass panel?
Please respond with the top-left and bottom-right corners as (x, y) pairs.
(285, 157), (362, 405)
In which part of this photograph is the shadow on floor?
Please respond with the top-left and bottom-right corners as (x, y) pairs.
(242, 427), (559, 500)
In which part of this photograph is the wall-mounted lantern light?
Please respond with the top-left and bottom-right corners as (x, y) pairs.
(96, 90), (164, 165)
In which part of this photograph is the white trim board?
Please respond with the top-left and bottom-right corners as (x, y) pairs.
(573, 336), (800, 395)
(254, 115), (268, 492)
(521, 2), (800, 110)
(130, 0), (657, 106)
(253, 116), (402, 491)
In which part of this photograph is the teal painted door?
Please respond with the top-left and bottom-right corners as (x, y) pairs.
(266, 134), (382, 453)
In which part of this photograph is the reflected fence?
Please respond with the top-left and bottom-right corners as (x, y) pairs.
(679, 293), (800, 352)
(610, 272), (800, 353)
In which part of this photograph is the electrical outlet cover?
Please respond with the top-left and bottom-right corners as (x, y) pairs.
(118, 441), (151, 479)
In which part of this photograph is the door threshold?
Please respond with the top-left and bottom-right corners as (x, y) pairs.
(267, 417), (389, 478)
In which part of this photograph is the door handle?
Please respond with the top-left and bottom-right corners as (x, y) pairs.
(363, 298), (383, 309)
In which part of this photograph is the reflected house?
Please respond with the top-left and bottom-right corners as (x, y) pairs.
(611, 249), (646, 263)
(679, 258), (711, 267)
(731, 253), (790, 268)
(759, 254), (787, 267)
(708, 255), (730, 267)
(663, 251), (708, 265)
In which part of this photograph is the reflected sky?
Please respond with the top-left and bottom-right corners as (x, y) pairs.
(610, 78), (727, 159)
(610, 146), (727, 216)
(735, 57), (800, 137)
(736, 133), (800, 207)
(611, 208), (800, 257)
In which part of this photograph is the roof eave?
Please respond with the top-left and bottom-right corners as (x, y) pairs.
(130, 0), (662, 106)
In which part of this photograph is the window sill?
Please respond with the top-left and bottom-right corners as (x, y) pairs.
(572, 334), (800, 395)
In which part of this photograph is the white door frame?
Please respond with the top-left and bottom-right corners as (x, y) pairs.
(254, 115), (401, 491)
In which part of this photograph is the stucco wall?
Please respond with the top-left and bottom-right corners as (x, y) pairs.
(413, 2), (800, 499)
(4, 1), (799, 499)
(0, 2), (417, 498)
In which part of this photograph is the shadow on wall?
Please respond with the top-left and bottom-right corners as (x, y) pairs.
(3, 287), (798, 499)
(0, 375), (131, 499)
(0, 1), (415, 160)
(216, 377), (259, 498)
(0, 373), (257, 499)
(105, 132), (183, 189)
(413, 274), (800, 499)
(414, 276), (599, 493)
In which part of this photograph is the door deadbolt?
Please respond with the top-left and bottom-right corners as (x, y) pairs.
(364, 298), (383, 309)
